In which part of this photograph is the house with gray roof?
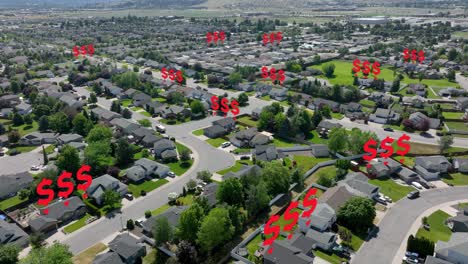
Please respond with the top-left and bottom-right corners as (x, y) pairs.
(447, 207), (468, 232)
(19, 132), (57, 146)
(200, 182), (219, 207)
(132, 93), (152, 107)
(414, 156), (451, 181)
(305, 228), (337, 251)
(223, 165), (262, 181)
(456, 97), (468, 111)
(318, 185), (355, 211)
(110, 118), (141, 135)
(454, 158), (468, 173)
(299, 203), (336, 233)
(153, 139), (178, 161)
(396, 167), (419, 183)
(409, 112), (440, 130)
(316, 120), (342, 136)
(126, 158), (170, 182)
(91, 107), (121, 123)
(57, 133), (84, 145)
(269, 88), (288, 101)
(0, 94), (21, 107)
(14, 102), (32, 115)
(252, 145), (284, 162)
(424, 256), (452, 264)
(93, 252), (125, 264)
(229, 127), (270, 148)
(0, 220), (29, 248)
(434, 232), (468, 264)
(340, 172), (379, 199)
(160, 105), (191, 119)
(203, 117), (236, 138)
(141, 133), (162, 148)
(101, 233), (146, 264)
(263, 238), (314, 264)
(369, 108), (401, 124)
(142, 206), (187, 236)
(0, 172), (33, 199)
(88, 174), (128, 205)
(29, 196), (86, 233)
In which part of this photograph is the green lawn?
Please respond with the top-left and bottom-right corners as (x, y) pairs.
(246, 234), (263, 257)
(369, 177), (415, 201)
(260, 95), (271, 101)
(216, 160), (253, 175)
(305, 130), (328, 144)
(0, 195), (28, 211)
(331, 112), (345, 120)
(313, 250), (346, 264)
(166, 160), (192, 176)
(206, 137), (226, 148)
(273, 137), (305, 147)
(10, 122), (39, 136)
(151, 204), (171, 216)
(446, 121), (467, 131)
(63, 214), (92, 234)
(359, 99), (376, 108)
(453, 31), (468, 39)
(393, 155), (415, 167)
(128, 179), (169, 198)
(176, 142), (192, 154)
(237, 116), (258, 127)
(7, 145), (38, 154)
(0, 118), (11, 124)
(72, 243), (107, 264)
(293, 156), (332, 173)
(192, 128), (204, 136)
(133, 151), (155, 161)
(441, 173), (468, 186)
(442, 112), (465, 120)
(140, 111), (152, 117)
(120, 99), (132, 107)
(43, 144), (56, 155)
(177, 194), (195, 205)
(306, 166), (336, 183)
(416, 210), (452, 243)
(130, 106), (144, 111)
(233, 147), (251, 154)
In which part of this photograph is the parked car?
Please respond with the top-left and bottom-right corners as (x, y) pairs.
(374, 196), (387, 205)
(124, 193), (134, 200)
(405, 252), (419, 258)
(167, 171), (176, 178)
(412, 182), (423, 190)
(240, 156), (250, 160)
(383, 127), (394, 132)
(221, 142), (231, 148)
(407, 190), (420, 199)
(0, 152), (4, 157)
(155, 124), (166, 133)
(403, 256), (419, 263)
(30, 165), (40, 171)
(135, 218), (145, 227)
(8, 149), (19, 156)
(419, 181), (430, 189)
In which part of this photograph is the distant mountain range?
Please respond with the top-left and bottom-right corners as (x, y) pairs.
(0, 0), (206, 8)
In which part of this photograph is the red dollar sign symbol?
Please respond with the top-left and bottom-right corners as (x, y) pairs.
(403, 48), (410, 61)
(276, 32), (282, 44)
(176, 71), (183, 84)
(262, 215), (281, 251)
(261, 66), (269, 79)
(230, 99), (239, 117)
(161, 67), (168, 80)
(206, 32), (212, 44)
(36, 178), (55, 207)
(57, 171), (74, 199)
(262, 34), (268, 45)
(80, 45), (87, 56)
(77, 165), (93, 192)
(418, 50), (425, 64)
(362, 61), (371, 76)
(219, 31), (226, 43)
(283, 201), (299, 239)
(73, 46), (80, 57)
(278, 70), (285, 85)
(363, 138), (378, 162)
(411, 50), (417, 62)
(269, 68), (277, 81)
(352, 59), (361, 76)
(372, 61), (381, 79)
(87, 44), (94, 56)
(220, 98), (229, 115)
(301, 188), (318, 219)
(396, 134), (411, 163)
(210, 95), (219, 111)
(380, 136), (394, 159)
(169, 69), (175, 81)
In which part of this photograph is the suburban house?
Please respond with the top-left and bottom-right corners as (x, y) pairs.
(269, 88), (288, 101)
(340, 172), (380, 199)
(402, 95), (426, 108)
(318, 185), (355, 211)
(252, 145), (284, 162)
(203, 117), (236, 138)
(110, 118), (141, 135)
(0, 220), (29, 248)
(93, 234), (146, 264)
(0, 94), (21, 107)
(456, 97), (468, 110)
(91, 107), (121, 123)
(263, 238), (314, 264)
(126, 158), (170, 182)
(88, 174), (129, 205)
(0, 172), (34, 199)
(132, 93), (152, 107)
(142, 206), (187, 237)
(367, 158), (403, 178)
(369, 108), (401, 124)
(200, 182), (219, 207)
(316, 120), (342, 137)
(299, 203), (336, 233)
(19, 132), (57, 146)
(223, 165), (262, 181)
(340, 102), (362, 115)
(153, 139), (178, 161)
(160, 105), (191, 119)
(29, 197), (86, 233)
(14, 102), (32, 115)
(305, 228), (338, 251)
(311, 98), (340, 112)
(56, 133), (84, 145)
(439, 87), (464, 97)
(59, 94), (86, 110)
(447, 207), (468, 232)
(407, 83), (427, 97)
(414, 156), (451, 181)
(454, 158), (468, 173)
(409, 112), (440, 130)
(229, 128), (271, 148)
(434, 233), (468, 264)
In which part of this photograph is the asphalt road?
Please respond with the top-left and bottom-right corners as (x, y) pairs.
(352, 186), (468, 264)
(0, 148), (43, 175)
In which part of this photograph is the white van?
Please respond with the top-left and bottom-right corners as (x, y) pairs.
(412, 182), (423, 190)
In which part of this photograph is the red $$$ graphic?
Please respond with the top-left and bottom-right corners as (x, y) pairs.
(73, 44), (94, 57)
(210, 96), (239, 119)
(403, 49), (424, 64)
(352, 59), (381, 80)
(363, 134), (411, 166)
(206, 31), (226, 44)
(263, 32), (282, 45)
(261, 67), (285, 85)
(161, 68), (183, 84)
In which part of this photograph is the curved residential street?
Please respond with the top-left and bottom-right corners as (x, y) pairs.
(352, 186), (468, 264)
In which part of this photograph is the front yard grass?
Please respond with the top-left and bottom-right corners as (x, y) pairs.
(442, 112), (465, 120)
(7, 145), (38, 154)
(237, 116), (258, 127)
(10, 121), (39, 136)
(446, 121), (467, 131)
(128, 179), (169, 198)
(273, 137), (304, 147)
(63, 213), (92, 234)
(368, 177), (415, 201)
(305, 166), (336, 185)
(72, 243), (107, 264)
(441, 173), (468, 186)
(175, 142), (192, 154)
(0, 195), (28, 211)
(121, 99), (132, 107)
(306, 130), (328, 144)
(151, 204), (171, 216)
(331, 112), (344, 120)
(192, 128), (204, 136)
(313, 249), (346, 264)
(166, 160), (192, 176)
(216, 160), (253, 175)
(260, 95), (271, 101)
(233, 147), (251, 154)
(416, 210), (452, 243)
(206, 137), (226, 148)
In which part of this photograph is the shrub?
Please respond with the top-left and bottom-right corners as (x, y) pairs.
(141, 190), (147, 196)
(127, 219), (135, 230)
(145, 210), (151, 218)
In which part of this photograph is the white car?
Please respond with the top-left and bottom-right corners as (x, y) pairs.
(167, 171), (176, 178)
(155, 124), (166, 133)
(412, 182), (423, 190)
(30, 165), (40, 171)
(135, 218), (145, 227)
(221, 142), (231, 148)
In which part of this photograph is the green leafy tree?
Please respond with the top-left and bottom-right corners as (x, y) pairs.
(177, 203), (205, 243)
(176, 241), (198, 264)
(84, 141), (112, 175)
(88, 92), (97, 104)
(237, 93), (249, 106)
(102, 190), (121, 209)
(110, 100), (121, 113)
(153, 217), (174, 246)
(23, 114), (33, 125)
(0, 244), (19, 264)
(391, 79), (400, 93)
(311, 109), (323, 127)
(196, 170), (212, 183)
(38, 116), (49, 132)
(197, 208), (234, 252)
(122, 108), (132, 119)
(49, 112), (70, 133)
(447, 48), (458, 61)
(322, 63), (336, 78)
(0, 123), (5, 135)
(217, 178), (244, 206)
(167, 92), (185, 105)
(8, 130), (20, 143)
(258, 110), (275, 131)
(337, 197), (376, 232)
(86, 125), (113, 143)
(228, 72), (242, 85)
(127, 219), (135, 230)
(338, 226), (353, 246)
(447, 69), (456, 82)
(328, 128), (349, 153)
(317, 173), (334, 187)
(138, 119), (151, 127)
(56, 145), (80, 174)
(115, 71), (140, 89)
(115, 138), (132, 166)
(246, 182), (270, 217)
(439, 134), (454, 154)
(261, 161), (291, 196)
(20, 242), (72, 264)
(190, 100), (205, 116)
(179, 149), (191, 165)
(29, 232), (45, 249)
(12, 113), (24, 126)
(42, 146), (48, 165)
(72, 113), (93, 136)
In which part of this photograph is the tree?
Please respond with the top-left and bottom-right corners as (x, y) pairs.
(338, 226), (352, 246)
(88, 92), (97, 104)
(336, 159), (351, 170)
(179, 149), (191, 165)
(56, 145), (80, 174)
(102, 190), (121, 209)
(391, 79), (400, 93)
(186, 179), (197, 191)
(226, 205), (247, 234)
(246, 182), (270, 217)
(84, 141), (112, 175)
(23, 114), (32, 125)
(7, 130), (20, 144)
(0, 244), (19, 264)
(447, 48), (458, 61)
(127, 219), (135, 230)
(439, 134), (454, 154)
(196, 170), (212, 183)
(115, 138), (132, 166)
(402, 119), (413, 130)
(153, 217), (174, 246)
(29, 232), (45, 249)
(49, 112), (70, 133)
(86, 125), (113, 143)
(447, 69), (456, 82)
(417, 118), (430, 132)
(292, 110), (312, 135)
(237, 93), (249, 106)
(317, 173), (333, 187)
(72, 113), (92, 136)
(406, 235), (435, 258)
(42, 146), (48, 165)
(167, 92), (185, 105)
(115, 71), (140, 89)
(228, 72), (242, 85)
(291, 168), (304, 188)
(38, 116), (49, 132)
(122, 108), (132, 119)
(20, 242), (73, 264)
(10, 81), (20, 94)
(261, 161), (291, 196)
(190, 100), (205, 117)
(328, 128), (348, 153)
(217, 178), (244, 206)
(337, 197), (376, 232)
(0, 123), (4, 135)
(311, 109), (323, 127)
(197, 208), (234, 252)
(12, 113), (24, 126)
(177, 203), (205, 243)
(322, 63), (335, 78)
(110, 100), (121, 113)
(258, 110), (275, 131)
(176, 241), (198, 264)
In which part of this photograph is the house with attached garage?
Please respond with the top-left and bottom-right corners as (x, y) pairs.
(153, 139), (178, 161)
(407, 83), (427, 97)
(447, 207), (468, 232)
(126, 158), (170, 182)
(14, 102), (32, 115)
(132, 92), (152, 107)
(454, 158), (468, 173)
(110, 118), (141, 136)
(318, 185), (355, 212)
(203, 117), (236, 138)
(269, 87), (288, 101)
(0, 219), (29, 248)
(402, 95), (426, 108)
(311, 98), (340, 112)
(409, 112), (441, 130)
(414, 156), (452, 181)
(299, 203), (336, 233)
(339, 172), (380, 199)
(456, 97), (468, 111)
(91, 107), (121, 123)
(252, 145), (284, 162)
(305, 228), (338, 251)
(87, 174), (128, 205)
(434, 233), (468, 264)
(223, 165), (262, 181)
(229, 127), (271, 148)
(369, 108), (401, 124)
(160, 105), (191, 120)
(0, 172), (33, 200)
(263, 238), (314, 264)
(19, 132), (57, 146)
(142, 206), (187, 237)
(56, 133), (84, 145)
(93, 233), (146, 264)
(200, 183), (219, 207)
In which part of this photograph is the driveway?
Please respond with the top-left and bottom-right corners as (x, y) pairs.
(352, 186), (468, 264)
(0, 147), (43, 175)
